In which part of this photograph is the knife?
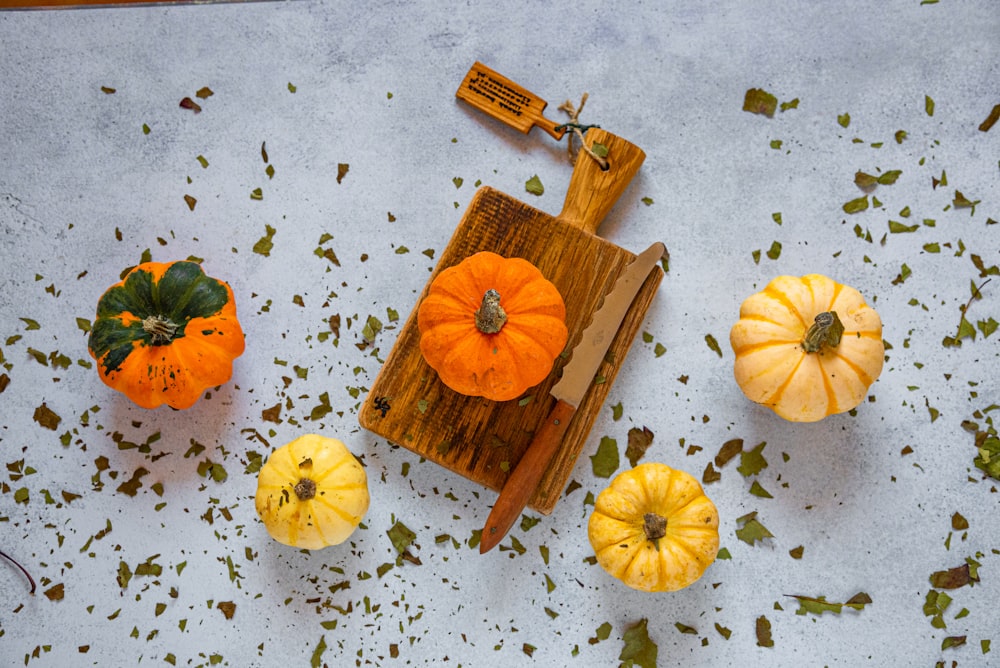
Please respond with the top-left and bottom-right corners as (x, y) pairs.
(479, 240), (667, 553)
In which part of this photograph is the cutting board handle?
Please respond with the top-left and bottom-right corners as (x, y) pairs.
(557, 128), (645, 236)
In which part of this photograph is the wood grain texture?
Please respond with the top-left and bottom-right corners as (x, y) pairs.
(455, 62), (566, 141)
(1, 0), (246, 7)
(359, 129), (663, 514)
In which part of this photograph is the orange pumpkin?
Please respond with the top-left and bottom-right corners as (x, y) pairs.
(417, 251), (568, 401)
(87, 261), (245, 409)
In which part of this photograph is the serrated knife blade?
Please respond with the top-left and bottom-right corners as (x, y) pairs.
(480, 241), (666, 553)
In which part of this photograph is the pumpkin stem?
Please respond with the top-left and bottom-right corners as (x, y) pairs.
(142, 315), (179, 345)
(474, 289), (507, 334)
(293, 478), (317, 501)
(802, 311), (845, 353)
(643, 512), (668, 550)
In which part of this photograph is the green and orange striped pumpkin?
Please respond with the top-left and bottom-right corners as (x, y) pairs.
(87, 260), (244, 409)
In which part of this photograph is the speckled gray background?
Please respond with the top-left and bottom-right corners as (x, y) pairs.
(1, 1), (998, 666)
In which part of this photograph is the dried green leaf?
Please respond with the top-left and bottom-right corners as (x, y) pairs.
(705, 334), (722, 357)
(743, 88), (778, 118)
(791, 592), (871, 616)
(625, 426), (654, 467)
(362, 315), (383, 343)
(525, 174), (544, 196)
(755, 615), (774, 647)
(116, 467), (149, 497)
(737, 441), (768, 477)
(843, 196), (869, 214)
(877, 170), (902, 185)
(310, 635), (327, 668)
(590, 436), (619, 478)
(619, 618), (658, 668)
(253, 224), (276, 256)
(930, 563), (979, 589)
(674, 622), (697, 635)
(889, 220), (918, 233)
(953, 190), (979, 212)
(736, 511), (773, 546)
(33, 402), (61, 430)
(978, 317), (998, 338)
(387, 520), (416, 554)
(117, 560), (133, 589)
(309, 393), (332, 421)
(855, 171), (878, 192)
(716, 439), (743, 467)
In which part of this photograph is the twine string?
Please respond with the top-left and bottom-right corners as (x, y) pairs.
(556, 93), (608, 169)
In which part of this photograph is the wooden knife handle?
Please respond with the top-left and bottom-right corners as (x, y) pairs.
(558, 128), (645, 236)
(479, 399), (576, 553)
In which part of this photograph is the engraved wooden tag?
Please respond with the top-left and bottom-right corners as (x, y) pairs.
(455, 62), (566, 140)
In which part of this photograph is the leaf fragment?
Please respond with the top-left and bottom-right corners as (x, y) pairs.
(387, 521), (416, 554)
(929, 562), (979, 589)
(790, 592), (871, 616)
(843, 196), (869, 214)
(590, 436), (619, 478)
(979, 103), (1000, 132)
(33, 402), (61, 430)
(715, 439), (743, 467)
(179, 97), (201, 113)
(743, 88), (778, 118)
(253, 224), (276, 256)
(737, 441), (768, 477)
(735, 511), (773, 546)
(619, 618), (658, 668)
(217, 601), (236, 619)
(525, 174), (544, 196)
(755, 615), (774, 647)
(705, 334), (722, 357)
(624, 426), (654, 467)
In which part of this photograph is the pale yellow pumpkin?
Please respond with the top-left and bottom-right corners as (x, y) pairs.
(730, 274), (884, 422)
(588, 463), (719, 592)
(255, 434), (369, 549)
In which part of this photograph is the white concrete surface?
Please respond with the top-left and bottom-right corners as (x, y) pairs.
(1, 1), (998, 666)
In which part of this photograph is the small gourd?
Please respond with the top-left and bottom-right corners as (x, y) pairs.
(417, 251), (568, 402)
(255, 434), (369, 549)
(87, 261), (245, 409)
(588, 463), (719, 592)
(729, 274), (884, 422)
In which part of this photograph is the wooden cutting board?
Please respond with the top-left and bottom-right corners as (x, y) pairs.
(358, 128), (663, 514)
